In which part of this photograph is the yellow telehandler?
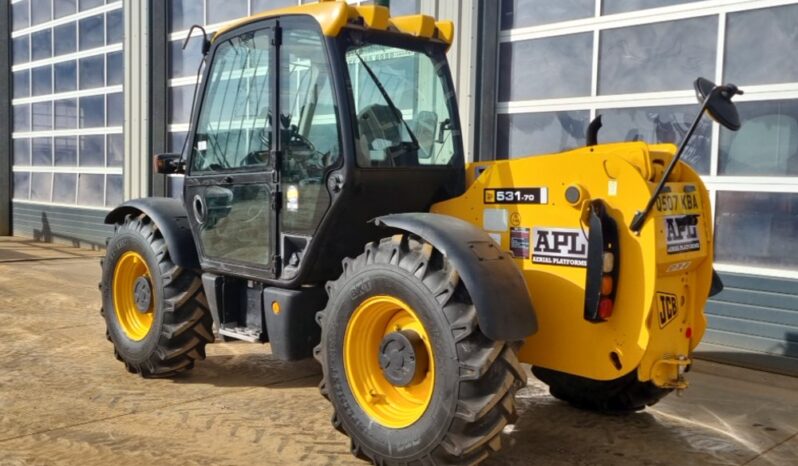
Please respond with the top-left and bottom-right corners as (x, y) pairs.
(99, 1), (742, 464)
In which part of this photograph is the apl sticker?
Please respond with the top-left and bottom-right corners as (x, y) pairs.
(665, 215), (700, 254)
(510, 227), (530, 258)
(656, 292), (679, 328)
(286, 185), (299, 212)
(532, 227), (588, 267)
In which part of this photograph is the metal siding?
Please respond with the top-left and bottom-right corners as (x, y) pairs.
(11, 202), (113, 248)
(700, 272), (798, 376)
(1, 0), (11, 236)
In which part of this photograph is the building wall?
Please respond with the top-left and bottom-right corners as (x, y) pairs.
(489, 0), (798, 372)
(9, 0), (124, 246)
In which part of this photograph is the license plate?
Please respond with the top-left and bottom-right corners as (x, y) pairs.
(655, 191), (701, 215)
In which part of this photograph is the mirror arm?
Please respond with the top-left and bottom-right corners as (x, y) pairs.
(629, 90), (715, 233)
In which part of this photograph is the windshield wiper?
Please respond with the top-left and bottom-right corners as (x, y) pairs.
(355, 53), (420, 150)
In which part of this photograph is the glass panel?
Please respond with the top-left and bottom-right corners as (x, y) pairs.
(54, 22), (77, 56)
(107, 134), (124, 167)
(31, 29), (53, 61)
(79, 95), (105, 128)
(107, 92), (123, 126)
(251, 0), (295, 13)
(169, 0), (204, 32)
(598, 17), (716, 95)
(207, 0), (248, 24)
(31, 0), (52, 26)
(501, 0), (594, 30)
(32, 101), (53, 131)
(597, 105), (711, 174)
(496, 111), (589, 158)
(13, 172), (31, 200)
(79, 14), (105, 51)
(280, 27), (341, 233)
(168, 85), (194, 125)
(79, 134), (105, 166)
(169, 131), (188, 152)
(55, 0), (77, 19)
(55, 136), (78, 166)
(54, 60), (78, 93)
(14, 71), (30, 99)
(191, 29), (272, 172)
(12, 1), (30, 32)
(54, 99), (78, 130)
(715, 192), (798, 270)
(498, 33), (593, 101)
(14, 104), (31, 132)
(725, 5), (798, 86)
(106, 51), (123, 86)
(79, 0), (104, 11)
(603, 0), (694, 15)
(31, 172), (53, 202)
(14, 139), (32, 166)
(32, 137), (53, 166)
(106, 174), (123, 206)
(719, 100), (798, 176)
(13, 36), (30, 65)
(106, 9), (123, 45)
(389, 0), (419, 16)
(198, 183), (273, 264)
(170, 38), (203, 79)
(346, 42), (462, 166)
(77, 59), (108, 91)
(78, 173), (105, 206)
(53, 173), (78, 204)
(31, 65), (52, 96)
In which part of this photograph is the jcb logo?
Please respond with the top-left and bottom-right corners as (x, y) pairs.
(531, 228), (588, 267)
(657, 292), (679, 328)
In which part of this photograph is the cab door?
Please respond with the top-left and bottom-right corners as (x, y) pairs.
(183, 24), (279, 279)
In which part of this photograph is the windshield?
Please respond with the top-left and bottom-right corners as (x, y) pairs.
(346, 43), (460, 167)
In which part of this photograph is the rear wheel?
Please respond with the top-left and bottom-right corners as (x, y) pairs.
(532, 366), (671, 412)
(315, 235), (525, 465)
(100, 213), (214, 377)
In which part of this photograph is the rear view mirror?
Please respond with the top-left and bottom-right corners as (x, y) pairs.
(154, 153), (184, 174)
(694, 77), (743, 131)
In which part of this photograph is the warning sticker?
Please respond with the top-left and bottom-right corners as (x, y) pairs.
(286, 185), (299, 212)
(510, 227), (530, 259)
(665, 215), (700, 254)
(532, 227), (588, 267)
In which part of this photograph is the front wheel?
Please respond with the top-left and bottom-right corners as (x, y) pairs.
(315, 235), (525, 465)
(532, 366), (672, 412)
(100, 213), (214, 377)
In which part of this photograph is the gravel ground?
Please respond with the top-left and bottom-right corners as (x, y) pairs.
(0, 238), (796, 466)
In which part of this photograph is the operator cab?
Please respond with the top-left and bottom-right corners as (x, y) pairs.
(169, 3), (465, 286)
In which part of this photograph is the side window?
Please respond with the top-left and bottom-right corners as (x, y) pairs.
(279, 26), (341, 233)
(346, 44), (459, 167)
(191, 29), (272, 173)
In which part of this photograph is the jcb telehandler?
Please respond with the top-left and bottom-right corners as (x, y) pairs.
(99, 1), (743, 464)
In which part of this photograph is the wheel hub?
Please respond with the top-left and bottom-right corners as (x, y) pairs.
(379, 330), (428, 387)
(133, 276), (152, 313)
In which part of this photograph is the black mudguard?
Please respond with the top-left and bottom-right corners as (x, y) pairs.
(375, 212), (537, 341)
(105, 198), (200, 269)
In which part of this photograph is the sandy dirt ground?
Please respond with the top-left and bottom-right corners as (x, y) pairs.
(0, 237), (796, 466)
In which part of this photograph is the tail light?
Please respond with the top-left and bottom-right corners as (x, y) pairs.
(584, 200), (620, 323)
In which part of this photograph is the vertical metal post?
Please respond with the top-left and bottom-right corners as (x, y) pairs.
(0, 0), (12, 235)
(474, 0), (500, 161)
(124, 0), (151, 200)
(150, 0), (169, 197)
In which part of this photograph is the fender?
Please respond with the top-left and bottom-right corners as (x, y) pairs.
(375, 212), (537, 341)
(105, 198), (200, 269)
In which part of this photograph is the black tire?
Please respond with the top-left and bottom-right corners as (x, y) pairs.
(532, 366), (671, 412)
(100, 213), (214, 377)
(315, 235), (526, 465)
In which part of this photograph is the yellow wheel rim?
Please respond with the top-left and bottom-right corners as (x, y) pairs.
(112, 251), (155, 341)
(344, 295), (435, 429)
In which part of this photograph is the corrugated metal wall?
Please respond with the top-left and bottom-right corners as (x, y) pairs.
(12, 202), (112, 248)
(699, 272), (798, 376)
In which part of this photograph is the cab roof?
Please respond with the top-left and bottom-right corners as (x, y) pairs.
(212, 0), (454, 48)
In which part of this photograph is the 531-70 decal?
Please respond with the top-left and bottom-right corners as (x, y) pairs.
(484, 187), (548, 204)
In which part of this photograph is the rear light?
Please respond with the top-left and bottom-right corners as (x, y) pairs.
(685, 327), (693, 339)
(584, 200), (620, 323)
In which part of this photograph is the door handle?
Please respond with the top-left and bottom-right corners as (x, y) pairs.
(222, 175), (234, 184)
